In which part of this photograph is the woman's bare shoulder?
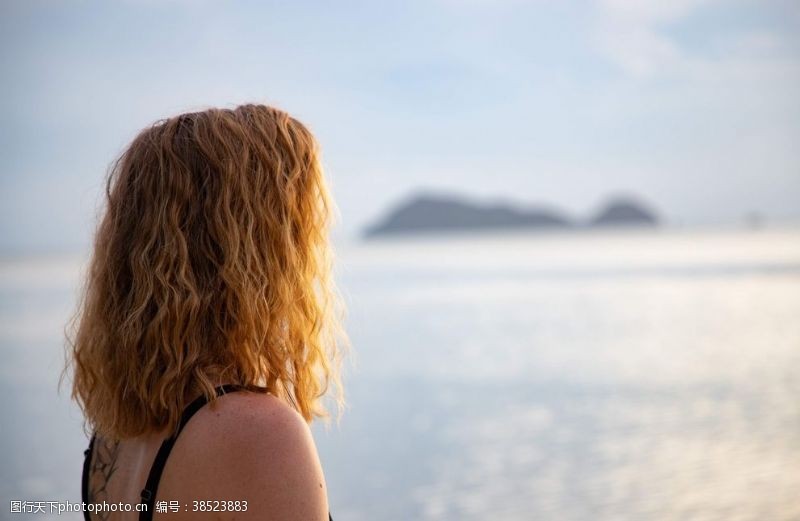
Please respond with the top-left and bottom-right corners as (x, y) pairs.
(169, 391), (329, 520)
(194, 390), (309, 444)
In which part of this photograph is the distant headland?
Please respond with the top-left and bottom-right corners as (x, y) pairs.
(363, 192), (659, 238)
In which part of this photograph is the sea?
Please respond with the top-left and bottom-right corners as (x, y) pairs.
(1, 226), (799, 521)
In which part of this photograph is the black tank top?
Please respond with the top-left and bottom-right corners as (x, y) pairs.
(81, 385), (333, 521)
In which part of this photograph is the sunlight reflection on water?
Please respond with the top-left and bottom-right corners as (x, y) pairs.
(321, 228), (800, 520)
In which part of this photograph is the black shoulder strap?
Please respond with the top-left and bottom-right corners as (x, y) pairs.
(81, 433), (96, 521)
(139, 384), (242, 521)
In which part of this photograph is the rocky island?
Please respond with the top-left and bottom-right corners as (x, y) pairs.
(364, 193), (659, 238)
(589, 199), (659, 227)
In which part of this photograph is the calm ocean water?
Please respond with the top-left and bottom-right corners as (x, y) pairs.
(1, 227), (799, 520)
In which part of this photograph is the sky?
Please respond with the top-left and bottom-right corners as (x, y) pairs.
(1, 0), (799, 252)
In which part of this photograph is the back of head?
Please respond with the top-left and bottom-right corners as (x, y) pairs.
(68, 104), (344, 439)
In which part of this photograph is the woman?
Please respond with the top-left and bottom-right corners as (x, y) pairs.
(67, 104), (345, 520)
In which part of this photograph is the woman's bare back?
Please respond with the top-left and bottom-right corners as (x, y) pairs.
(84, 389), (330, 521)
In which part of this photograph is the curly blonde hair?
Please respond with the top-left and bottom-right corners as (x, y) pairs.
(67, 104), (345, 439)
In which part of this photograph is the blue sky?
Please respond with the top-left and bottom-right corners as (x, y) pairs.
(1, 0), (799, 251)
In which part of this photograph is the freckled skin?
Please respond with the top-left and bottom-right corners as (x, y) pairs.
(158, 392), (329, 521)
(90, 392), (329, 520)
